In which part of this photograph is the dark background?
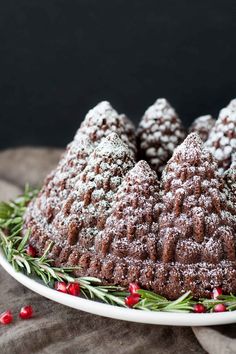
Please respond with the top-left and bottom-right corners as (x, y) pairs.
(0, 0), (236, 149)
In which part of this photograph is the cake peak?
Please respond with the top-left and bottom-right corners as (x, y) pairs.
(154, 97), (172, 107)
(137, 98), (186, 174)
(180, 132), (203, 148)
(78, 101), (137, 154)
(226, 98), (236, 112)
(205, 101), (236, 172)
(128, 160), (157, 180)
(171, 133), (204, 165)
(84, 101), (118, 122)
(188, 115), (215, 142)
(145, 98), (176, 120)
(94, 132), (132, 158)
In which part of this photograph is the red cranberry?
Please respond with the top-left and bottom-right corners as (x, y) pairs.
(67, 283), (80, 296)
(0, 310), (13, 325)
(125, 294), (140, 308)
(211, 287), (223, 300)
(55, 281), (67, 293)
(193, 304), (206, 313)
(19, 306), (33, 320)
(26, 245), (37, 257)
(213, 304), (227, 313)
(128, 283), (141, 296)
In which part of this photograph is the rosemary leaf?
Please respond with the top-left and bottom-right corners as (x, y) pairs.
(17, 229), (30, 252)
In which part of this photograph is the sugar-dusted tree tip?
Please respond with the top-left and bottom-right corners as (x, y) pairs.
(137, 98), (186, 174)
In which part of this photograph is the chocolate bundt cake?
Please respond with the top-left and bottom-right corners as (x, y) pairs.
(25, 133), (135, 264)
(24, 100), (236, 299)
(205, 99), (236, 173)
(188, 115), (215, 142)
(137, 98), (186, 175)
(25, 100), (136, 244)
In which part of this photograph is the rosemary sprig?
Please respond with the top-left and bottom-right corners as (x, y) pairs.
(200, 294), (236, 312)
(0, 187), (236, 313)
(134, 290), (194, 312)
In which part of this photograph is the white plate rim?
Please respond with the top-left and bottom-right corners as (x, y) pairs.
(0, 251), (236, 326)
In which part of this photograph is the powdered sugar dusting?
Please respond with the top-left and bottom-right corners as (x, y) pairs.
(127, 160), (158, 181)
(228, 98), (236, 110)
(171, 132), (203, 160)
(205, 102), (236, 172)
(78, 101), (137, 154)
(224, 152), (236, 212)
(98, 159), (160, 265)
(160, 132), (236, 271)
(83, 101), (119, 126)
(50, 133), (135, 248)
(94, 132), (133, 157)
(189, 115), (215, 142)
(144, 98), (177, 120)
(24, 100), (236, 300)
(137, 98), (186, 174)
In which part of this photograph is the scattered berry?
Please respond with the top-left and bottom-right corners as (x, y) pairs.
(26, 245), (36, 257)
(125, 294), (140, 308)
(19, 306), (33, 320)
(67, 283), (80, 296)
(128, 283), (141, 296)
(55, 281), (67, 293)
(213, 304), (227, 313)
(211, 287), (223, 300)
(193, 304), (206, 313)
(0, 310), (13, 325)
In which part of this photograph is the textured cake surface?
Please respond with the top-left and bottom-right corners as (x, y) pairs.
(78, 101), (137, 154)
(224, 154), (236, 210)
(205, 100), (236, 173)
(188, 115), (215, 142)
(137, 98), (186, 174)
(23, 100), (236, 300)
(157, 133), (236, 297)
(73, 134), (236, 299)
(25, 132), (135, 267)
(52, 132), (135, 248)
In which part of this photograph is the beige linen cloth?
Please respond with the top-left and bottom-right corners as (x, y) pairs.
(0, 147), (235, 354)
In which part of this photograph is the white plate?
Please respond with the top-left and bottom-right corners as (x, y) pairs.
(0, 251), (236, 326)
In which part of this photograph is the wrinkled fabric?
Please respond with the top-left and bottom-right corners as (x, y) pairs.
(193, 327), (236, 354)
(0, 147), (235, 354)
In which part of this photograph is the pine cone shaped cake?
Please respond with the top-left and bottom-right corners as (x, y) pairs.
(43, 100), (136, 199)
(25, 100), (137, 249)
(89, 160), (161, 283)
(158, 133), (236, 298)
(188, 115), (215, 142)
(205, 101), (236, 173)
(26, 133), (135, 266)
(79, 101), (137, 154)
(137, 98), (186, 174)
